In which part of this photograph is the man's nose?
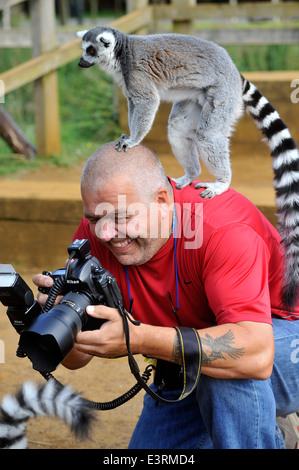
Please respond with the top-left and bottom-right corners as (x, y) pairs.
(95, 219), (118, 241)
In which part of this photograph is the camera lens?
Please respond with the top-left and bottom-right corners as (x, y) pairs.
(19, 291), (92, 372)
(36, 335), (60, 354)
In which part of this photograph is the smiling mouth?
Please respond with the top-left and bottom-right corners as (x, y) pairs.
(109, 238), (133, 249)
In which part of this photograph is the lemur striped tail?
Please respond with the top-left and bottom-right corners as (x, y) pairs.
(0, 380), (95, 449)
(242, 76), (299, 308)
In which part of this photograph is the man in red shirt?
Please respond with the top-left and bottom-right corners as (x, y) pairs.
(35, 142), (299, 448)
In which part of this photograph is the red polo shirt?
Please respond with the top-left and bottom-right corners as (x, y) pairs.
(73, 180), (299, 328)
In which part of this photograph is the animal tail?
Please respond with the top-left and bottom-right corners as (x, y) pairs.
(241, 75), (299, 308)
(0, 380), (95, 449)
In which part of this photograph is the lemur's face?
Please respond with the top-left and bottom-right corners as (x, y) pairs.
(77, 28), (116, 68)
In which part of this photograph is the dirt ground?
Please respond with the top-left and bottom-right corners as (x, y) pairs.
(0, 148), (275, 450)
(0, 273), (147, 450)
(0, 161), (149, 450)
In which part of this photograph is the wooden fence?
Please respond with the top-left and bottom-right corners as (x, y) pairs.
(0, 0), (298, 157)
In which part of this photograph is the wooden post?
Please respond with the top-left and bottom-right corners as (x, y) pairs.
(30, 0), (61, 157)
(58, 0), (70, 25)
(126, 0), (149, 35)
(90, 0), (99, 18)
(171, 0), (196, 35)
(2, 6), (11, 31)
(126, 0), (149, 13)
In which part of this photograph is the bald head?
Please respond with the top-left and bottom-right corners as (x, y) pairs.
(81, 142), (171, 201)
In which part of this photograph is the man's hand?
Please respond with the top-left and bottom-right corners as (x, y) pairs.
(32, 272), (55, 307)
(74, 305), (129, 359)
(32, 260), (70, 307)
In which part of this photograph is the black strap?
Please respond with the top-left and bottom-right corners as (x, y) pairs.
(123, 314), (202, 404)
(173, 326), (202, 400)
(40, 303), (202, 408)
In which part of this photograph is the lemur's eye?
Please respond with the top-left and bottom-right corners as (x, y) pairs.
(87, 46), (96, 56)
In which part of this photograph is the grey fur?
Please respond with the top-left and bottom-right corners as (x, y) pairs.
(0, 380), (94, 449)
(77, 26), (299, 306)
(77, 26), (243, 197)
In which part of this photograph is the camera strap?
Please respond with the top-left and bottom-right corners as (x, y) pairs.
(120, 302), (202, 404)
(38, 272), (203, 408)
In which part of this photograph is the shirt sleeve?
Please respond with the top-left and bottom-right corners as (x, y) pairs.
(202, 223), (272, 325)
(72, 218), (87, 241)
(72, 218), (102, 260)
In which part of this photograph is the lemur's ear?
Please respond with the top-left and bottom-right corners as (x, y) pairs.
(76, 30), (88, 38)
(96, 32), (114, 48)
(100, 37), (110, 48)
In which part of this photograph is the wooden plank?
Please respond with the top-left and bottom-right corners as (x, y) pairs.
(153, 2), (299, 21)
(1, 24), (298, 47)
(1, 0), (26, 9)
(196, 27), (299, 45)
(243, 70), (299, 82)
(0, 40), (82, 94)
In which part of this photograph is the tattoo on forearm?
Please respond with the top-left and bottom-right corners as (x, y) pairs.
(171, 333), (182, 365)
(201, 329), (245, 365)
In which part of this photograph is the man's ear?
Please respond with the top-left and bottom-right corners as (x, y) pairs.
(155, 188), (172, 219)
(156, 187), (171, 205)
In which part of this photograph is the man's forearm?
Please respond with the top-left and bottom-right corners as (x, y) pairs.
(62, 347), (93, 369)
(132, 321), (274, 380)
(62, 305), (274, 381)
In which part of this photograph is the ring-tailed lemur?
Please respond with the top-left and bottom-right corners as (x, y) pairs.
(77, 26), (299, 307)
(0, 380), (95, 449)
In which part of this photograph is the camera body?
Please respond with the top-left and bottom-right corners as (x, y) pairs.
(0, 239), (123, 372)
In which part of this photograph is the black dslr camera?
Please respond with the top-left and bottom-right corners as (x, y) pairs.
(0, 239), (123, 373)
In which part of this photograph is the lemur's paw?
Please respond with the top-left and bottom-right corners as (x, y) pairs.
(173, 174), (193, 190)
(115, 134), (131, 152)
(195, 181), (229, 199)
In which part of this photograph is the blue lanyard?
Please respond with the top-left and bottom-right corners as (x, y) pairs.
(125, 204), (179, 318)
(171, 204), (180, 313)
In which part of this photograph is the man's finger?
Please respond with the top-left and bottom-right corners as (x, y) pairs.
(86, 305), (118, 320)
(32, 273), (53, 288)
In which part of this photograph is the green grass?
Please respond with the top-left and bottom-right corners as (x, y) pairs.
(226, 44), (299, 72)
(0, 42), (298, 176)
(57, 59), (122, 159)
(0, 48), (121, 176)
